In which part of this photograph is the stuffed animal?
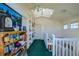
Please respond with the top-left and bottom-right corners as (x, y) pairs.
(15, 41), (21, 47)
(16, 34), (20, 40)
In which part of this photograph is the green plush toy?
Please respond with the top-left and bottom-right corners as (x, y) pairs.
(16, 34), (20, 40)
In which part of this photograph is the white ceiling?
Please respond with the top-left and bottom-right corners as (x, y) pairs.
(7, 3), (79, 20)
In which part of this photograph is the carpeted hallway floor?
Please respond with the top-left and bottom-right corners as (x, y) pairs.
(27, 40), (52, 56)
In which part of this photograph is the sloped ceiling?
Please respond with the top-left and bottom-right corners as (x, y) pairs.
(7, 3), (79, 21)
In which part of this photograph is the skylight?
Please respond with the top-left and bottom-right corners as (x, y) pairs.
(32, 8), (54, 17)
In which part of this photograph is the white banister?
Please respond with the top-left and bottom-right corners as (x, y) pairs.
(52, 35), (79, 56)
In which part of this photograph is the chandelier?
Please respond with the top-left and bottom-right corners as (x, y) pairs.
(32, 7), (54, 17)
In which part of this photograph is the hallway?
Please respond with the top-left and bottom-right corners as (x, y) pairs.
(27, 40), (52, 56)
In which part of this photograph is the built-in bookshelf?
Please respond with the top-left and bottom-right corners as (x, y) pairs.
(0, 31), (27, 56)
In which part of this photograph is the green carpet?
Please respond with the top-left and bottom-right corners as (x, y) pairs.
(27, 40), (52, 56)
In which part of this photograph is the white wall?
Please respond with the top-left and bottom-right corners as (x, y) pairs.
(62, 17), (79, 38)
(34, 16), (79, 39)
(34, 17), (62, 39)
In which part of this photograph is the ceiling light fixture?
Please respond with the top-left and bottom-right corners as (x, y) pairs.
(32, 7), (54, 17)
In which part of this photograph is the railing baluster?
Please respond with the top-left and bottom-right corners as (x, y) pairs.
(75, 40), (78, 56)
(74, 41), (75, 56)
(74, 40), (76, 56)
(69, 40), (72, 56)
(62, 40), (64, 56)
(58, 40), (60, 56)
(52, 34), (55, 56)
(60, 40), (62, 56)
(73, 41), (75, 56)
(66, 41), (68, 56)
(58, 40), (61, 56)
(72, 41), (73, 56)
(56, 40), (58, 56)
(77, 41), (78, 56)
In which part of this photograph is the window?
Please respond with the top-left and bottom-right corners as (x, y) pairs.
(64, 24), (68, 29)
(71, 23), (78, 29)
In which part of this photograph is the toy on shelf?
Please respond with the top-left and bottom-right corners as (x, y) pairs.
(11, 34), (17, 43)
(4, 36), (9, 43)
(15, 41), (21, 47)
(4, 46), (9, 54)
(8, 43), (15, 52)
(19, 41), (25, 46)
(21, 34), (26, 40)
(9, 35), (14, 43)
(12, 34), (17, 39)
(4, 35), (10, 46)
(20, 32), (26, 41)
(16, 34), (20, 41)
